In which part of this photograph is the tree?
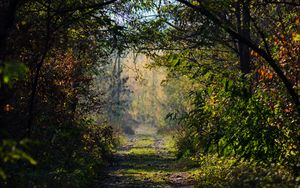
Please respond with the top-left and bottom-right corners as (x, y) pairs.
(176, 0), (299, 113)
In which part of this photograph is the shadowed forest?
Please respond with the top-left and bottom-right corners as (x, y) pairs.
(0, 0), (299, 187)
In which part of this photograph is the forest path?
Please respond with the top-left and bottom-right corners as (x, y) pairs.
(100, 126), (197, 188)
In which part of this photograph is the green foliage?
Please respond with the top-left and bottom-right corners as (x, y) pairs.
(153, 43), (299, 184)
(0, 62), (29, 87)
(3, 121), (117, 187)
(1, 0), (299, 186)
(173, 69), (299, 169)
(0, 139), (36, 181)
(194, 154), (299, 187)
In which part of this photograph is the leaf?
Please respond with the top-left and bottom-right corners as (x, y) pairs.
(21, 152), (37, 165)
(0, 169), (6, 180)
(293, 33), (300, 41)
(172, 58), (181, 67)
(1, 62), (29, 87)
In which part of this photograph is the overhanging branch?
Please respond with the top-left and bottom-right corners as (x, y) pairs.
(176, 0), (300, 112)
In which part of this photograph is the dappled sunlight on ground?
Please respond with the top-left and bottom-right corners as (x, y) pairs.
(100, 126), (197, 188)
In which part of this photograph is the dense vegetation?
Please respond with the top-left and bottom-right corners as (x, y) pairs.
(0, 0), (299, 187)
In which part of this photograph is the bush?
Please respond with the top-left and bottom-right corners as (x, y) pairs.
(194, 154), (299, 188)
(0, 120), (117, 187)
(175, 76), (300, 171)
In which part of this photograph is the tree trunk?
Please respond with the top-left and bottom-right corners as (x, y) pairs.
(236, 0), (251, 74)
(27, 1), (51, 137)
(0, 0), (18, 63)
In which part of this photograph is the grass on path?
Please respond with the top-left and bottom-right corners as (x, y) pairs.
(101, 128), (198, 188)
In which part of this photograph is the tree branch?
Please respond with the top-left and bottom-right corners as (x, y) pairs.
(53, 0), (118, 15)
(176, 0), (300, 113)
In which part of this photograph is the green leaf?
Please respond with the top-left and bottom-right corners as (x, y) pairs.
(0, 169), (6, 180)
(2, 62), (29, 87)
(3, 75), (9, 84)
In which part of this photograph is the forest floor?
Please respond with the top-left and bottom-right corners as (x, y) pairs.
(100, 126), (199, 188)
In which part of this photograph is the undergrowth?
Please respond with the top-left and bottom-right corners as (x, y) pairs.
(191, 154), (300, 187)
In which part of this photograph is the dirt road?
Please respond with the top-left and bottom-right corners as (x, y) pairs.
(100, 131), (197, 188)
